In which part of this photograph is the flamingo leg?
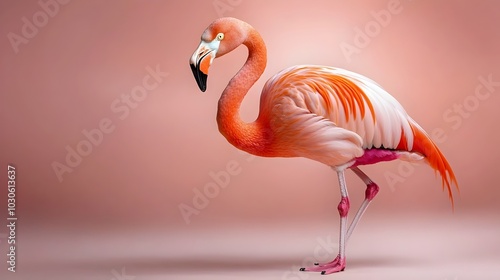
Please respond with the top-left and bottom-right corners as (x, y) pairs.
(346, 166), (379, 240)
(300, 168), (349, 274)
(300, 167), (379, 274)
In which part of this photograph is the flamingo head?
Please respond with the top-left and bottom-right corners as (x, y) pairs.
(189, 17), (248, 92)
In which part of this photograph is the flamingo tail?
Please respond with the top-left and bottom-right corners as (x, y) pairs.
(398, 120), (459, 207)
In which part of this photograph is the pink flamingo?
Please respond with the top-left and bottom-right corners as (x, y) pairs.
(189, 17), (458, 275)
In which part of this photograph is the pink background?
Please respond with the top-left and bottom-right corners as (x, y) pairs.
(1, 1), (499, 279)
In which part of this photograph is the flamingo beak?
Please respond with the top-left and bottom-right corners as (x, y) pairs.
(190, 41), (216, 92)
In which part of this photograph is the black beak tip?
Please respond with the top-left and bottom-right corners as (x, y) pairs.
(190, 63), (208, 92)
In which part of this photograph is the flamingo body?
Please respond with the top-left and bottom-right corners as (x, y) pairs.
(189, 17), (458, 275)
(258, 65), (456, 197)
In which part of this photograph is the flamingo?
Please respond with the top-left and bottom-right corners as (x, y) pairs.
(189, 17), (458, 275)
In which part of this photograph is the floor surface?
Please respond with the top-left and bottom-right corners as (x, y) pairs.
(3, 212), (500, 280)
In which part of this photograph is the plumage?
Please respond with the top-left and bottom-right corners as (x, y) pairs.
(258, 65), (457, 202)
(189, 17), (458, 275)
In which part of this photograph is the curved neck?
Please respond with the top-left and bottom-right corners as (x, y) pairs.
(216, 28), (268, 154)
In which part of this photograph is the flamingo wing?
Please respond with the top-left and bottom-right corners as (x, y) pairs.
(260, 65), (457, 200)
(267, 93), (365, 166)
(262, 65), (414, 149)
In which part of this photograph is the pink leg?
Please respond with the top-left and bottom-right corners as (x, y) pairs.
(346, 167), (379, 239)
(300, 167), (378, 274)
(300, 169), (349, 274)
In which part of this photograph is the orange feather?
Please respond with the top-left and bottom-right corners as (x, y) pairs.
(397, 123), (459, 206)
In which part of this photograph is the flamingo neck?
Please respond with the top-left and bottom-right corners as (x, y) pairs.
(216, 28), (268, 155)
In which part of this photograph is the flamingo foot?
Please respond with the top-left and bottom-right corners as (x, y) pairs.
(299, 255), (346, 275)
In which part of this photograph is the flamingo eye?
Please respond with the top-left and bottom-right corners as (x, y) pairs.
(216, 33), (224, 41)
